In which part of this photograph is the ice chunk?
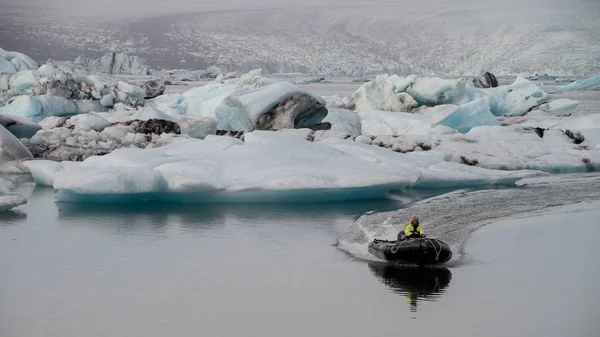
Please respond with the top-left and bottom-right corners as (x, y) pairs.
(212, 96), (254, 131)
(66, 112), (111, 132)
(436, 125), (600, 173)
(529, 99), (579, 116)
(323, 108), (362, 135)
(0, 195), (27, 211)
(0, 57), (18, 74)
(559, 75), (600, 92)
(0, 124), (33, 171)
(23, 160), (64, 186)
(142, 80), (166, 99)
(557, 113), (600, 130)
(348, 74), (419, 112)
(350, 75), (550, 117)
(0, 48), (38, 73)
(220, 82), (328, 131)
(117, 82), (146, 101)
(484, 76), (551, 116)
(0, 74), (10, 91)
(100, 94), (114, 107)
(0, 96), (106, 121)
(432, 98), (500, 133)
(133, 106), (179, 123)
(9, 70), (40, 93)
(0, 177), (14, 193)
(37, 64), (56, 78)
(0, 114), (41, 138)
(178, 116), (217, 139)
(359, 110), (455, 136)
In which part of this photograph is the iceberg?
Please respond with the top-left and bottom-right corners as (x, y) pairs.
(179, 79), (328, 131)
(73, 52), (150, 75)
(322, 108), (362, 135)
(23, 160), (67, 187)
(436, 126), (600, 173)
(178, 116), (217, 139)
(359, 110), (451, 136)
(31, 131), (543, 204)
(559, 75), (600, 92)
(528, 98), (579, 116)
(133, 105), (179, 123)
(0, 95), (106, 121)
(431, 98), (500, 133)
(0, 114), (42, 138)
(0, 124), (33, 172)
(0, 177), (14, 193)
(0, 195), (27, 211)
(349, 74), (551, 117)
(9, 70), (40, 93)
(348, 74), (419, 112)
(0, 48), (38, 74)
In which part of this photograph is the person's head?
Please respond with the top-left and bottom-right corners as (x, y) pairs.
(411, 216), (419, 225)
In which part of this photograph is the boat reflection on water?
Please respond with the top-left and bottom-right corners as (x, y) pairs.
(368, 262), (452, 313)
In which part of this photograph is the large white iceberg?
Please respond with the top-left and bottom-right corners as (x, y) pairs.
(27, 131), (543, 204)
(178, 78), (327, 131)
(73, 52), (150, 75)
(349, 74), (552, 117)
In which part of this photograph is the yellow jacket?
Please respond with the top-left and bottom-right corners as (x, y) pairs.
(404, 223), (424, 237)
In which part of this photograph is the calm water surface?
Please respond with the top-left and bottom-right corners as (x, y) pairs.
(1, 180), (599, 337)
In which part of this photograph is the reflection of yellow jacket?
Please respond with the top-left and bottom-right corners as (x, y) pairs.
(404, 223), (424, 237)
(405, 293), (418, 312)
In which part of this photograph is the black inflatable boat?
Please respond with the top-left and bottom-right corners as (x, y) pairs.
(368, 238), (452, 265)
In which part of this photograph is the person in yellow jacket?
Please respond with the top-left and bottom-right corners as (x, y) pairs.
(398, 216), (426, 240)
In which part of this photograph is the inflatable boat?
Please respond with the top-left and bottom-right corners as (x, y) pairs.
(368, 238), (452, 265)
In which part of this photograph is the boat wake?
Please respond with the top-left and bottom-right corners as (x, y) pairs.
(336, 173), (600, 264)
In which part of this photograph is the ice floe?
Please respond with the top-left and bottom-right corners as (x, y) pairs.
(25, 131), (544, 203)
(559, 75), (600, 92)
(0, 177), (27, 211)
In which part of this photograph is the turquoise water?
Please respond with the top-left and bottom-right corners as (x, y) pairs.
(1, 178), (599, 337)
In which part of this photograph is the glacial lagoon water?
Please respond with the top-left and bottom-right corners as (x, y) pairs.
(1, 174), (599, 337)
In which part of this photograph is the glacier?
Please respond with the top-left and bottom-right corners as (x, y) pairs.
(73, 52), (150, 75)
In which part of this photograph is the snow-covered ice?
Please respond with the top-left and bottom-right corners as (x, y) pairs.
(24, 131), (545, 204)
(349, 74), (552, 118)
(0, 195), (27, 211)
